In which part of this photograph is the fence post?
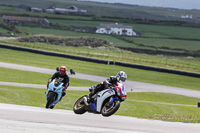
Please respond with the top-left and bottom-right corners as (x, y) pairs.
(187, 62), (190, 70)
(159, 58), (161, 67)
(46, 39), (49, 50)
(165, 58), (168, 66)
(34, 40), (36, 48)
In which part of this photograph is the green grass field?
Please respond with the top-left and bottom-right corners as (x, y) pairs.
(123, 37), (200, 51)
(0, 85), (199, 122)
(47, 18), (200, 40)
(132, 24), (200, 39)
(0, 27), (10, 33)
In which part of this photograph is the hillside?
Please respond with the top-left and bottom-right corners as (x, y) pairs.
(0, 0), (200, 24)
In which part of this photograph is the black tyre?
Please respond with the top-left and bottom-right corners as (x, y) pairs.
(101, 100), (120, 117)
(73, 95), (87, 114)
(46, 92), (56, 109)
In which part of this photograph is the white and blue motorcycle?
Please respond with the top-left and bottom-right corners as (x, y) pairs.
(45, 79), (63, 109)
(73, 82), (127, 117)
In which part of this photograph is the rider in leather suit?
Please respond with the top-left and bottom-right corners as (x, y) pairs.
(47, 66), (69, 101)
(88, 71), (127, 102)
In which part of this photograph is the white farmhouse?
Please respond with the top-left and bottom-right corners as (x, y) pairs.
(96, 23), (136, 36)
(181, 15), (193, 19)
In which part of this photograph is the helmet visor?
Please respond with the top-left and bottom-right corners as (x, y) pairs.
(120, 77), (126, 82)
(60, 70), (65, 75)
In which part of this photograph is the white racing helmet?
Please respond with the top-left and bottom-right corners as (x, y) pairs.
(116, 71), (127, 83)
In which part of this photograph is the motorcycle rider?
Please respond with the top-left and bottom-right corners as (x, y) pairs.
(87, 71), (127, 102)
(47, 66), (69, 101)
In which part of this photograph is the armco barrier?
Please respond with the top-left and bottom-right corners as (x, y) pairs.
(0, 44), (113, 65)
(1, 43), (200, 78)
(115, 61), (200, 78)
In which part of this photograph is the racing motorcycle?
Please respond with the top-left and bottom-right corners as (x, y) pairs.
(73, 82), (127, 117)
(45, 79), (63, 109)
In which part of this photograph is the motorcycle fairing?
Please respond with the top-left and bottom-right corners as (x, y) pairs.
(89, 103), (96, 111)
(46, 80), (63, 106)
(96, 88), (115, 112)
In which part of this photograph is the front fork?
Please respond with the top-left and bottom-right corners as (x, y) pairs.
(109, 97), (119, 105)
(83, 96), (89, 106)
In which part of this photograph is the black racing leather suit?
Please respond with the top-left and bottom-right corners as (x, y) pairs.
(89, 76), (118, 99)
(48, 71), (69, 88)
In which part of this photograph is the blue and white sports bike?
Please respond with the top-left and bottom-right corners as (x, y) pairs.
(73, 82), (127, 117)
(45, 79), (63, 109)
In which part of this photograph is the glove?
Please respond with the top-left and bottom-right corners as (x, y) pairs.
(63, 86), (67, 90)
(48, 79), (52, 83)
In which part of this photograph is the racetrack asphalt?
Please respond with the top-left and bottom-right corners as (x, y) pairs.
(0, 103), (200, 133)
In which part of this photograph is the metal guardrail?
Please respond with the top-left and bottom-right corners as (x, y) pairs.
(1, 43), (200, 78)
(115, 61), (200, 78)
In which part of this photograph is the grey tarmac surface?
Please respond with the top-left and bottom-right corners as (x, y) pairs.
(1, 62), (200, 98)
(0, 103), (200, 133)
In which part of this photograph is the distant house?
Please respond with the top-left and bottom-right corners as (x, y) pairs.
(96, 23), (136, 36)
(31, 7), (43, 13)
(2, 15), (49, 27)
(79, 10), (87, 14)
(181, 15), (193, 19)
(67, 5), (78, 11)
(16, 3), (86, 15)
(51, 5), (86, 14)
(45, 9), (55, 14)
(54, 6), (79, 14)
(54, 8), (69, 14)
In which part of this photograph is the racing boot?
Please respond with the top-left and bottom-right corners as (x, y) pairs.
(87, 90), (94, 103)
(59, 91), (66, 101)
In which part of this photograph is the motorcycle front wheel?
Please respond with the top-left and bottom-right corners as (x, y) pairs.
(73, 95), (87, 114)
(46, 92), (56, 109)
(101, 100), (120, 117)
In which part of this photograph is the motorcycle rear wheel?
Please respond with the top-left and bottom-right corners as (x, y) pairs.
(46, 92), (56, 109)
(73, 95), (87, 114)
(101, 100), (120, 117)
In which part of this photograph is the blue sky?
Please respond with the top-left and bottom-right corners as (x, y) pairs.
(79, 0), (200, 10)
